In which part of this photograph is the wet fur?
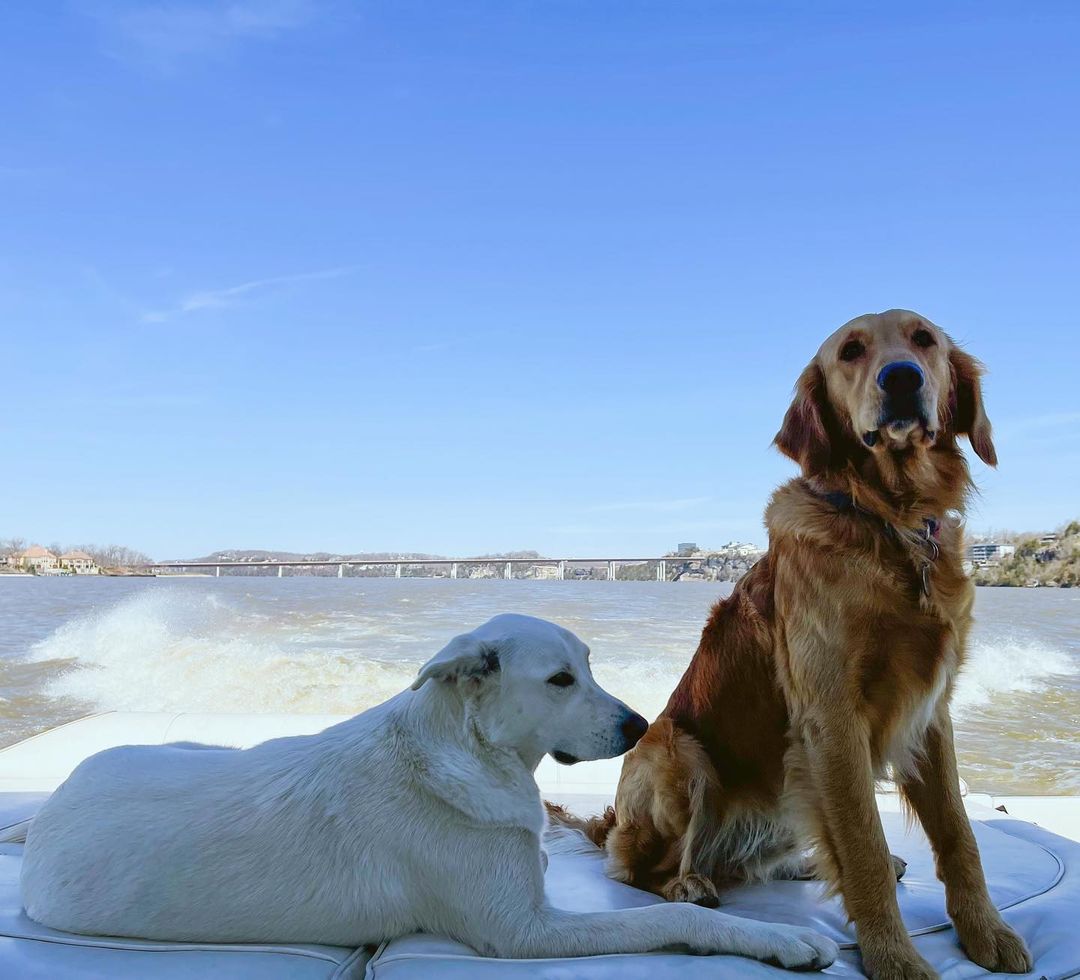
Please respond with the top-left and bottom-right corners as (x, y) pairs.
(563, 312), (1032, 980)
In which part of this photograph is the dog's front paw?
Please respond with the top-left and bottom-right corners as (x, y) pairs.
(860, 940), (937, 980)
(891, 854), (908, 881)
(753, 925), (839, 972)
(956, 915), (1032, 974)
(663, 872), (719, 907)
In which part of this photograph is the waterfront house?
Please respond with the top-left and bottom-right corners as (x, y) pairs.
(59, 550), (99, 575)
(18, 546), (59, 572)
(967, 542), (1017, 566)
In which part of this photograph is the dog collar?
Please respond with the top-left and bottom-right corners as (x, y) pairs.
(816, 489), (940, 596)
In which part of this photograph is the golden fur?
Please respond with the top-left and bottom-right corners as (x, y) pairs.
(568, 311), (1031, 980)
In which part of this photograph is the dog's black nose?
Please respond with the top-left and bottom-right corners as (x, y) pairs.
(620, 712), (649, 749)
(877, 360), (924, 396)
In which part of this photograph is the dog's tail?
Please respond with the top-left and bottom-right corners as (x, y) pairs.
(543, 801), (618, 849)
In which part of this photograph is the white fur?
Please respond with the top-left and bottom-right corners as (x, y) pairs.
(21, 614), (837, 967)
(887, 653), (954, 781)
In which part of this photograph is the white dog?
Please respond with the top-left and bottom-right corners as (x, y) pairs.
(22, 614), (837, 967)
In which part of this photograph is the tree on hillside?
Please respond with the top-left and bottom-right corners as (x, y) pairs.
(974, 518), (1080, 587)
(78, 544), (152, 568)
(1, 537), (26, 559)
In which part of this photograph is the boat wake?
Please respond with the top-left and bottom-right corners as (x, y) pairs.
(27, 590), (420, 715)
(26, 588), (1078, 725)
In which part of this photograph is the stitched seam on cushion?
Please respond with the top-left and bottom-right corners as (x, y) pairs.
(331, 945), (372, 979)
(364, 941), (392, 979)
(835, 822), (1068, 950)
(370, 950), (703, 966)
(0, 932), (343, 962)
(370, 823), (1071, 960)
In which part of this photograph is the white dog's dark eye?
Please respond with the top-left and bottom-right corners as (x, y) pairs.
(547, 672), (575, 687)
(912, 328), (935, 348)
(839, 339), (864, 362)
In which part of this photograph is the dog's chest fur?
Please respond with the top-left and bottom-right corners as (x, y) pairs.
(856, 529), (969, 775)
(766, 481), (972, 774)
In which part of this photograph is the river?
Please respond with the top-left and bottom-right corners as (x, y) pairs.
(1, 577), (1076, 794)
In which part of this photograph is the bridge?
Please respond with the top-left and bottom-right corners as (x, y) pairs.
(141, 556), (716, 581)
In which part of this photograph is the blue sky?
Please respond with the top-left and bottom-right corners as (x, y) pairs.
(3, 1), (1078, 559)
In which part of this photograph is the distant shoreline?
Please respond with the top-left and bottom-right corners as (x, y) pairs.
(1, 568), (1070, 588)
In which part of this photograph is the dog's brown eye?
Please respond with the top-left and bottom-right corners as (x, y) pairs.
(547, 672), (575, 687)
(839, 339), (864, 362)
(912, 328), (935, 348)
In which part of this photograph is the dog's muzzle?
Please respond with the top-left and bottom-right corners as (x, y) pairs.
(865, 360), (935, 444)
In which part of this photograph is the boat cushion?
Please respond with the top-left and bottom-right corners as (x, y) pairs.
(0, 842), (369, 979)
(367, 812), (1080, 979)
(2, 791), (1076, 979)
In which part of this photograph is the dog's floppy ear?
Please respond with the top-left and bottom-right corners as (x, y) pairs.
(411, 633), (501, 690)
(949, 346), (997, 467)
(774, 362), (833, 474)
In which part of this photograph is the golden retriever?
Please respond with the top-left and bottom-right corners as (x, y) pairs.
(566, 311), (1032, 980)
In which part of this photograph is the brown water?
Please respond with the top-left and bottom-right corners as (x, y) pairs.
(0, 578), (1076, 794)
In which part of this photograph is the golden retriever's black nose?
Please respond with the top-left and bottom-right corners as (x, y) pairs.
(877, 360), (924, 396)
(621, 712), (649, 748)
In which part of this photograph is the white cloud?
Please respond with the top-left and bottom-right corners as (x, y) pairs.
(586, 496), (713, 514)
(142, 265), (358, 322)
(82, 0), (318, 71)
(549, 520), (746, 537)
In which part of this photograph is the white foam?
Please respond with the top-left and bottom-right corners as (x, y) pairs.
(952, 635), (1076, 715)
(25, 589), (1077, 726)
(28, 590), (420, 715)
